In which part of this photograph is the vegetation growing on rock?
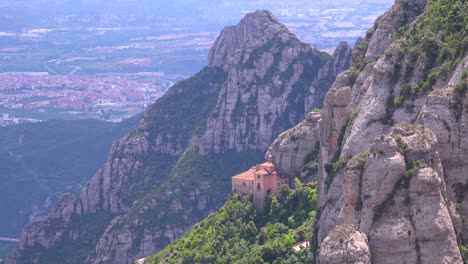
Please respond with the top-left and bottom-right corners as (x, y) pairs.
(394, 0), (467, 98)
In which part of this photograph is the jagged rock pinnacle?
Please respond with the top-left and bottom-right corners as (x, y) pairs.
(208, 10), (288, 70)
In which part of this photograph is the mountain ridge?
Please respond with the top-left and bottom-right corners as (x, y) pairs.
(5, 10), (351, 264)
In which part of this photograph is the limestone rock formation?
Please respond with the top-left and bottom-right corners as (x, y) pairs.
(200, 10), (351, 154)
(208, 10), (279, 70)
(226, 2), (467, 263)
(319, 224), (371, 264)
(313, 0), (468, 263)
(319, 124), (462, 263)
(265, 111), (321, 180)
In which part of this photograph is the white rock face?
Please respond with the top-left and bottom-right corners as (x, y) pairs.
(319, 224), (371, 264)
(319, 124), (463, 264)
(365, 0), (427, 59)
(89, 219), (190, 264)
(266, 111), (321, 179)
(49, 193), (75, 221)
(416, 56), (468, 241)
(314, 0), (467, 262)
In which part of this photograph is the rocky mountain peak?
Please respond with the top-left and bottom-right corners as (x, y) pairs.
(201, 11), (351, 155)
(208, 9), (294, 70)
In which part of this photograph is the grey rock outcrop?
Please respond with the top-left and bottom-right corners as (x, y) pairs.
(416, 62), (468, 241)
(246, 3), (468, 263)
(318, 124), (462, 263)
(89, 218), (191, 264)
(78, 134), (149, 214)
(6, 195), (75, 264)
(364, 0), (427, 59)
(319, 224), (371, 264)
(265, 111), (321, 180)
(313, 0), (468, 262)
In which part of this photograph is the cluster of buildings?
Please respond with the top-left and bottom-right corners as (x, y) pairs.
(0, 74), (174, 121)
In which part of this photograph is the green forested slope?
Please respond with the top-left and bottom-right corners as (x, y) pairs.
(147, 181), (317, 264)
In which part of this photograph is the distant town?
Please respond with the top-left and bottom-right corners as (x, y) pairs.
(0, 73), (181, 124)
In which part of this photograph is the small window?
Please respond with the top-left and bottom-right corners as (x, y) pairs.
(258, 175), (260, 179)
(267, 189), (271, 195)
(243, 182), (246, 186)
(257, 183), (261, 190)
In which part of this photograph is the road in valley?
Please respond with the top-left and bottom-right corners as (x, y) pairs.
(0, 237), (18, 242)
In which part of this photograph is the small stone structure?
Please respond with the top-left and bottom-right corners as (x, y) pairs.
(231, 162), (288, 208)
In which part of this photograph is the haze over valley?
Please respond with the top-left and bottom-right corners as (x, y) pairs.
(0, 0), (392, 121)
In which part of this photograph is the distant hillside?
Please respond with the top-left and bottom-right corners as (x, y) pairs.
(0, 117), (138, 257)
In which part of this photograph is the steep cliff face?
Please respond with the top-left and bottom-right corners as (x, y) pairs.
(259, 0), (468, 262)
(6, 10), (350, 264)
(312, 0), (468, 262)
(319, 124), (462, 263)
(200, 11), (351, 154)
(265, 111), (321, 181)
(263, 42), (351, 182)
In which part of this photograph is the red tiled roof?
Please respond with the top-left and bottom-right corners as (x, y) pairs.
(232, 162), (281, 180)
(257, 162), (276, 173)
(255, 169), (270, 175)
(232, 168), (255, 180)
